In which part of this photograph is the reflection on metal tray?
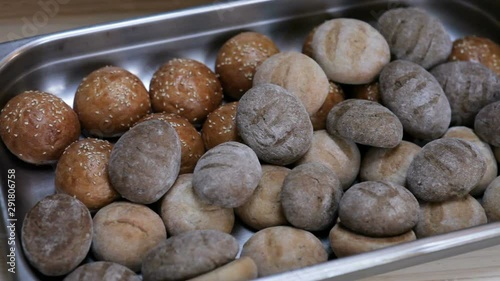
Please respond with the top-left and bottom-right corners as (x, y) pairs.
(0, 0), (499, 280)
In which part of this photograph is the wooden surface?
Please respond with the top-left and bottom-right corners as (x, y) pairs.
(1, 1), (500, 280)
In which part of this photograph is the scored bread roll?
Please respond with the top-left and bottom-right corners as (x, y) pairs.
(312, 18), (390, 84)
(253, 52), (329, 115)
(0, 90), (80, 165)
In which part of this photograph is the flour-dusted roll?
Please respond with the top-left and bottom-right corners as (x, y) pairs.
(142, 230), (239, 281)
(237, 84), (313, 165)
(377, 8), (452, 69)
(326, 99), (403, 148)
(136, 113), (205, 174)
(108, 120), (181, 204)
(312, 18), (390, 84)
(0, 90), (80, 164)
(406, 138), (486, 202)
(379, 60), (451, 140)
(431, 61), (499, 127)
(21, 194), (92, 276)
(193, 142), (262, 208)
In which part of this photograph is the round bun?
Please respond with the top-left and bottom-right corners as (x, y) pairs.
(415, 195), (487, 238)
(92, 202), (167, 272)
(0, 90), (80, 165)
(237, 84), (313, 165)
(22, 194), (92, 276)
(142, 230), (239, 281)
(339, 181), (419, 237)
(449, 36), (500, 76)
(193, 142), (262, 208)
(310, 82), (344, 131)
(150, 58), (223, 124)
(377, 8), (452, 69)
(431, 61), (499, 127)
(201, 102), (242, 150)
(108, 120), (181, 204)
(253, 51), (329, 115)
(312, 18), (390, 84)
(74, 66), (151, 138)
(136, 113), (205, 174)
(161, 174), (235, 236)
(236, 165), (289, 230)
(241, 226), (327, 277)
(55, 138), (119, 211)
(329, 223), (416, 258)
(216, 32), (279, 100)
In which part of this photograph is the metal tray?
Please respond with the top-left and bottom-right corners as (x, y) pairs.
(0, 0), (499, 280)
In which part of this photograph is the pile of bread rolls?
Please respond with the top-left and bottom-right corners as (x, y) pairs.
(0, 6), (499, 281)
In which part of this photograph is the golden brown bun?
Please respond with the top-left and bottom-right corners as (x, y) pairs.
(216, 32), (279, 100)
(348, 82), (381, 103)
(73, 66), (151, 138)
(449, 36), (500, 76)
(136, 113), (205, 174)
(201, 102), (242, 150)
(55, 138), (119, 211)
(310, 82), (344, 130)
(0, 90), (80, 165)
(150, 59), (223, 124)
(302, 26), (318, 58)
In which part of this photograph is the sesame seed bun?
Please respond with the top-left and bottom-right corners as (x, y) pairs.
(0, 90), (81, 165)
(150, 58), (223, 124)
(201, 102), (242, 150)
(73, 66), (151, 138)
(216, 32), (279, 100)
(55, 138), (119, 211)
(310, 82), (344, 130)
(449, 36), (500, 76)
(136, 113), (205, 174)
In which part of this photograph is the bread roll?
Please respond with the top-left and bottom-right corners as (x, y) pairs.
(150, 58), (223, 124)
(216, 32), (279, 100)
(0, 90), (80, 164)
(312, 18), (390, 84)
(55, 138), (119, 211)
(74, 66), (151, 137)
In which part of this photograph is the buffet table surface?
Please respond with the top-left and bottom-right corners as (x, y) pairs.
(1, 1), (499, 280)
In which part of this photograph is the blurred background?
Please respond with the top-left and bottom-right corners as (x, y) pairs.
(0, 0), (218, 43)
